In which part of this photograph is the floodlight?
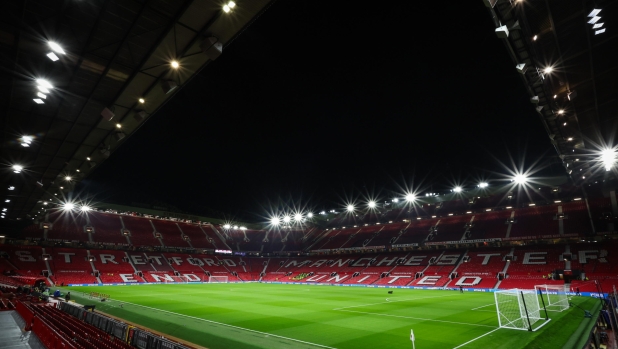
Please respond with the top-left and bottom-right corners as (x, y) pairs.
(533, 35), (538, 41)
(307, 212), (313, 218)
(600, 148), (616, 171)
(479, 182), (489, 188)
(543, 67), (553, 74)
(228, 1), (235, 8)
(223, 4), (230, 12)
(595, 29), (606, 35)
(4, 200), (9, 202)
(588, 9), (601, 17)
(283, 216), (291, 223)
(46, 52), (59, 61)
(86, 157), (91, 161)
(223, 224), (231, 229)
(453, 186), (462, 193)
(392, 198), (399, 203)
(43, 202), (47, 205)
(62, 202), (75, 211)
(138, 98), (145, 104)
(239, 226), (247, 231)
(368, 201), (376, 208)
(65, 176), (72, 181)
(8, 186), (15, 190)
(232, 225), (239, 230)
(37, 85), (49, 93)
(270, 217), (280, 226)
(12, 165), (23, 173)
(558, 109), (564, 114)
(81, 205), (91, 212)
(48, 41), (65, 54)
(513, 174), (528, 184)
(170, 60), (179, 69)
(33, 99), (44, 104)
(588, 16), (601, 24)
(346, 204), (355, 212)
(405, 193), (416, 202)
(37, 92), (47, 99)
(593, 22), (604, 29)
(36, 79), (53, 90)
(116, 123), (122, 128)
(294, 213), (302, 222)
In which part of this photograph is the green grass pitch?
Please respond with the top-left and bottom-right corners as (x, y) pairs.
(65, 283), (598, 349)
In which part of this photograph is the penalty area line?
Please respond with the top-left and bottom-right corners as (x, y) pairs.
(106, 298), (338, 349)
(452, 328), (500, 349)
(333, 293), (461, 311)
(336, 309), (497, 328)
(471, 303), (495, 310)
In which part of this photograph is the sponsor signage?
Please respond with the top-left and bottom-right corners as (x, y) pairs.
(425, 238), (501, 246)
(391, 243), (419, 247)
(215, 249), (232, 254)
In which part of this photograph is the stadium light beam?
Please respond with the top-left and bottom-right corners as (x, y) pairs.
(479, 182), (489, 188)
(270, 217), (280, 226)
(12, 165), (23, 173)
(405, 193), (416, 202)
(223, 224), (231, 229)
(346, 204), (355, 212)
(283, 216), (291, 223)
(368, 201), (376, 208)
(48, 41), (65, 54)
(453, 186), (462, 193)
(62, 202), (75, 211)
(81, 205), (91, 212)
(600, 148), (617, 171)
(307, 212), (313, 218)
(294, 213), (303, 222)
(513, 174), (528, 184)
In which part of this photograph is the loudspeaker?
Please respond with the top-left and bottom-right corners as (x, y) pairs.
(101, 107), (115, 121)
(161, 80), (178, 94)
(495, 25), (509, 38)
(114, 132), (126, 141)
(200, 37), (223, 60)
(134, 110), (147, 122)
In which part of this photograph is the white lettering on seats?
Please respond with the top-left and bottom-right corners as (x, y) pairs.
(417, 276), (442, 285)
(99, 254), (118, 264)
(455, 276), (482, 286)
(523, 252), (547, 265)
(58, 252), (75, 263)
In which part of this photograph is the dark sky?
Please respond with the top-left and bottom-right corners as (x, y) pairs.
(79, 0), (563, 221)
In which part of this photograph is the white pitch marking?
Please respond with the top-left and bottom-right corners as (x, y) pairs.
(333, 293), (460, 311)
(471, 303), (495, 310)
(105, 298), (337, 349)
(337, 309), (497, 328)
(452, 328), (501, 348)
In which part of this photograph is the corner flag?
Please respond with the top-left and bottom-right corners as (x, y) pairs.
(410, 329), (415, 341)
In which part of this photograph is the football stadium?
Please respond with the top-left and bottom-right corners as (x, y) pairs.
(1, 0), (618, 348)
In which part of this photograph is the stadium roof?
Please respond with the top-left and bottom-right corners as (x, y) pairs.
(486, 0), (618, 180)
(1, 0), (274, 221)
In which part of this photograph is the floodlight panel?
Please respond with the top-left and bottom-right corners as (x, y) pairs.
(270, 217), (280, 226)
(48, 41), (65, 54)
(223, 224), (231, 229)
(47, 52), (59, 61)
(588, 9), (601, 17)
(36, 79), (53, 89)
(405, 193), (416, 202)
(368, 201), (376, 208)
(346, 204), (355, 212)
(294, 213), (302, 221)
(63, 203), (75, 210)
(588, 16), (601, 24)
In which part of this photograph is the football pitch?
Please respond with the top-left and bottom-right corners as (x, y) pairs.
(66, 283), (599, 349)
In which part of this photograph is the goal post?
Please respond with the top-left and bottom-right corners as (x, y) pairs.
(535, 284), (569, 312)
(495, 289), (549, 331)
(208, 275), (229, 283)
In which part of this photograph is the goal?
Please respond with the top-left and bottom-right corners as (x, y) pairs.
(494, 289), (549, 331)
(535, 284), (569, 312)
(208, 275), (229, 283)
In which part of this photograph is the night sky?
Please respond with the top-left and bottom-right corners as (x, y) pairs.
(79, 0), (563, 221)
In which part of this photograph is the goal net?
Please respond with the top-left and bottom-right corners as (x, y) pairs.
(495, 289), (548, 331)
(535, 284), (569, 312)
(208, 275), (229, 283)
